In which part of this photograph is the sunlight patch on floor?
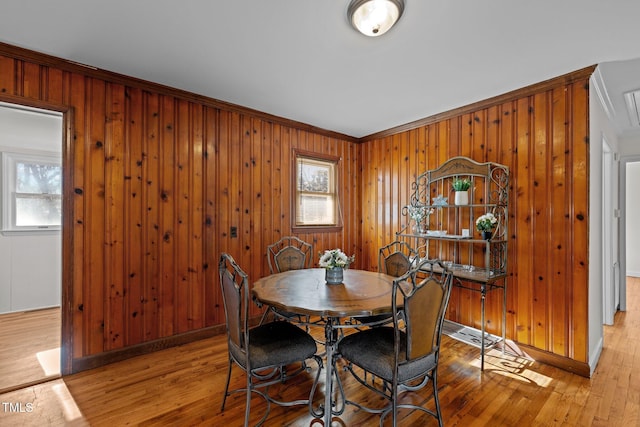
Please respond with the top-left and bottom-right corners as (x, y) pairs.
(36, 347), (60, 377)
(468, 342), (553, 388)
(52, 382), (86, 424)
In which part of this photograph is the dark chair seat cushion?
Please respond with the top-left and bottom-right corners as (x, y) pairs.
(338, 327), (436, 383)
(231, 321), (317, 370)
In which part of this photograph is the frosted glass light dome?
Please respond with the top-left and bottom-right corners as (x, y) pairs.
(348, 0), (405, 37)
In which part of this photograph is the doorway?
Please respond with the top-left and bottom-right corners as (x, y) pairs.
(620, 158), (640, 312)
(0, 101), (64, 392)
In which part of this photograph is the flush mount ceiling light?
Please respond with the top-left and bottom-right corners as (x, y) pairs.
(348, 0), (405, 37)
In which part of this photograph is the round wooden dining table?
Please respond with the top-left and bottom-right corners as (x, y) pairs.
(252, 268), (397, 426)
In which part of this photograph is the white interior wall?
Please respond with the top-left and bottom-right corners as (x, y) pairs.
(625, 162), (640, 276)
(588, 72), (622, 373)
(0, 103), (62, 314)
(619, 133), (640, 310)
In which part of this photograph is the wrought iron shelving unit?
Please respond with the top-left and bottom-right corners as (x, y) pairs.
(397, 156), (509, 370)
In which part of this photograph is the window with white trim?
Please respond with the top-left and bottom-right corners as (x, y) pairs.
(293, 151), (342, 231)
(2, 151), (62, 232)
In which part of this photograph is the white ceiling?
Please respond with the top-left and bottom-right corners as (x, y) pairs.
(1, 0), (640, 138)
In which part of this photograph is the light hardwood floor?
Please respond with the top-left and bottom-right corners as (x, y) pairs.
(1, 279), (639, 426)
(0, 307), (61, 394)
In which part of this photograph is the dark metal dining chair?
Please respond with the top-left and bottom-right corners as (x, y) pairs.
(267, 235), (313, 274)
(263, 236), (314, 324)
(353, 240), (418, 327)
(337, 258), (454, 427)
(379, 240), (418, 277)
(219, 253), (322, 427)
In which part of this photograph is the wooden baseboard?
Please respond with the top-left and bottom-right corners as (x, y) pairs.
(70, 324), (226, 374)
(515, 342), (591, 378)
(67, 318), (591, 379)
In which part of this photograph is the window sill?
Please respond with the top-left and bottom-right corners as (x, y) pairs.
(1, 228), (61, 236)
(292, 225), (343, 234)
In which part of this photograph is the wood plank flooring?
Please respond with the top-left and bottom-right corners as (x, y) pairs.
(1, 279), (639, 426)
(0, 307), (60, 393)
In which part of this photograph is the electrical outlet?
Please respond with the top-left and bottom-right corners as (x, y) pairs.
(230, 226), (238, 238)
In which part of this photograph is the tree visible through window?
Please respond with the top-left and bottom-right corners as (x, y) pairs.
(2, 152), (62, 231)
(294, 151), (342, 231)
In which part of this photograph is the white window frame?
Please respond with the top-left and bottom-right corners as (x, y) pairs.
(1, 151), (62, 234)
(293, 150), (343, 232)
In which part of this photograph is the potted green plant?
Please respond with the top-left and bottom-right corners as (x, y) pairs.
(452, 177), (471, 205)
(476, 212), (498, 240)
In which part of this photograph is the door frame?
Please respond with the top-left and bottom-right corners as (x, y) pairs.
(602, 137), (615, 324)
(619, 155), (640, 312)
(0, 93), (74, 375)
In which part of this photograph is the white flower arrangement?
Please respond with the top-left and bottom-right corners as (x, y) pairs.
(407, 205), (435, 223)
(476, 212), (498, 232)
(319, 249), (355, 269)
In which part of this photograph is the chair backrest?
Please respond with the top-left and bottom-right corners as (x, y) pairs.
(378, 241), (418, 277)
(219, 253), (249, 352)
(393, 259), (453, 361)
(267, 236), (313, 274)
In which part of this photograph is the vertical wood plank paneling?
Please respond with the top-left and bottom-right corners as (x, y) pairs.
(260, 121), (273, 275)
(190, 103), (205, 331)
(251, 119), (264, 280)
(143, 91), (161, 342)
(515, 96), (533, 345)
(228, 112), (242, 259)
(550, 86), (569, 356)
(0, 56), (16, 93)
(391, 134), (401, 244)
(397, 131), (409, 256)
(375, 136), (386, 256)
(360, 140), (374, 269)
(279, 126), (291, 239)
(471, 111), (486, 162)
(175, 99), (190, 333)
(22, 62), (41, 99)
(125, 86), (144, 346)
(45, 67), (64, 104)
(532, 92), (549, 351)
(359, 75), (591, 363)
(104, 83), (126, 351)
(159, 96), (176, 338)
(240, 115), (252, 272)
(460, 113), (473, 157)
(217, 110), (230, 251)
(498, 101), (517, 339)
(248, 118), (263, 318)
(69, 72), (86, 359)
(203, 106), (218, 326)
(570, 81), (589, 362)
(0, 45), (591, 370)
(348, 139), (360, 258)
(86, 77), (107, 356)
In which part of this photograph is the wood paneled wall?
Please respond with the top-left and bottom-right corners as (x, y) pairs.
(0, 42), (595, 374)
(358, 69), (593, 366)
(0, 43), (359, 372)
